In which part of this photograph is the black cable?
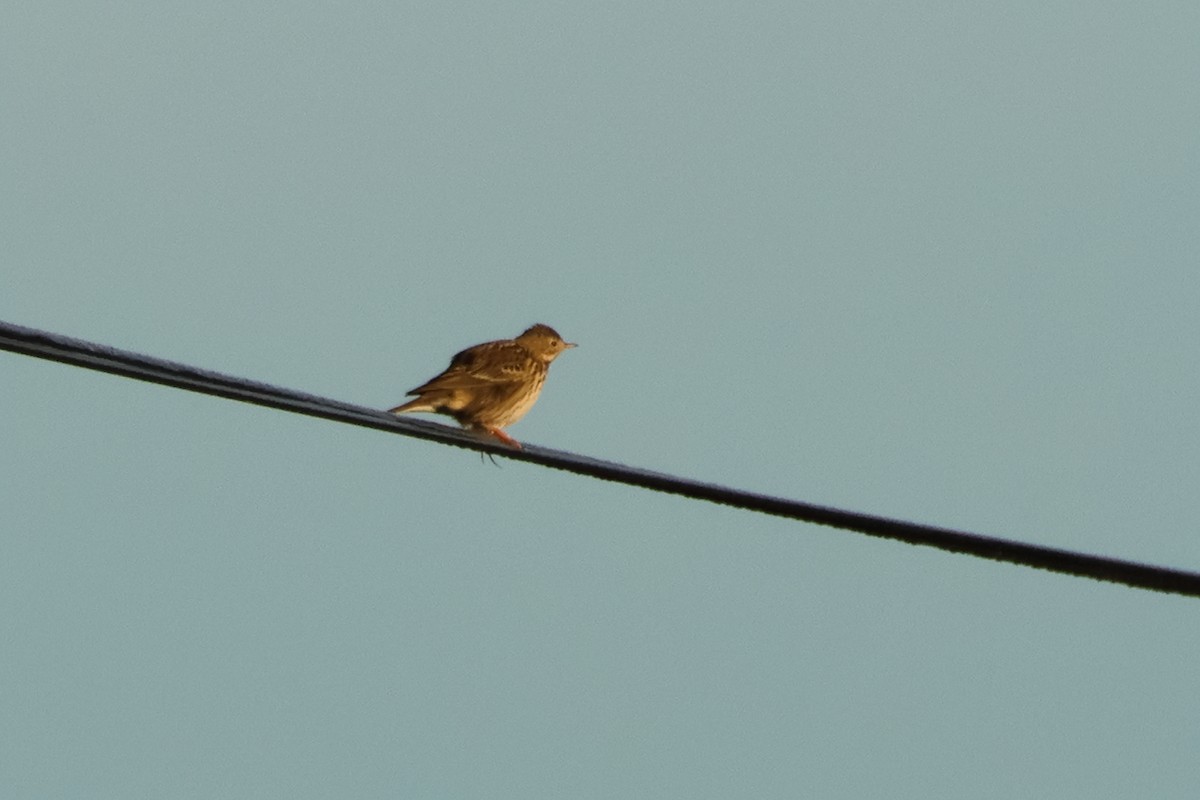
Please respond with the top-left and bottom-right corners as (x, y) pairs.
(4, 318), (1198, 598)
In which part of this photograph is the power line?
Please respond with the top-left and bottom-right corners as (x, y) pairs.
(4, 318), (1198, 599)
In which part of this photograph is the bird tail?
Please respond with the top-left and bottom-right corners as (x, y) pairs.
(387, 397), (432, 415)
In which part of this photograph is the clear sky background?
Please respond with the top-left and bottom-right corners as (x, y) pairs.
(4, 2), (1199, 797)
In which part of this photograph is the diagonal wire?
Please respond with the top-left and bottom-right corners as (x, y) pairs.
(3, 318), (1199, 599)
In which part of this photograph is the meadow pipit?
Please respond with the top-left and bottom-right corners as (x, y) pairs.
(388, 324), (576, 449)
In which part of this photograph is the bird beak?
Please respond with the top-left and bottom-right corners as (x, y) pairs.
(565, 341), (578, 348)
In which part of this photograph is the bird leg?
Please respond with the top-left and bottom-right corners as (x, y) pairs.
(485, 426), (523, 449)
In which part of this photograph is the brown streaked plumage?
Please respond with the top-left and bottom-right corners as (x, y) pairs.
(388, 324), (576, 449)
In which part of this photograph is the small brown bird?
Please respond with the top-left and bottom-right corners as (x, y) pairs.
(388, 324), (576, 449)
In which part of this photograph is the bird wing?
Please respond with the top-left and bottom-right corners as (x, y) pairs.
(406, 341), (534, 395)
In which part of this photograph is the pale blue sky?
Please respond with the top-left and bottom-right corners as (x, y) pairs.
(4, 2), (1199, 797)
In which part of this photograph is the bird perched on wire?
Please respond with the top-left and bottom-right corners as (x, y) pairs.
(388, 324), (576, 449)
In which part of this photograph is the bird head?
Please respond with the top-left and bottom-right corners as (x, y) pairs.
(518, 324), (577, 363)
